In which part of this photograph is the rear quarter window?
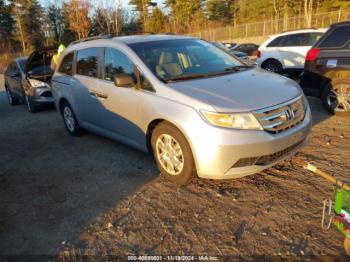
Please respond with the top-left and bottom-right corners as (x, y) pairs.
(282, 33), (311, 47)
(319, 25), (350, 48)
(266, 36), (285, 47)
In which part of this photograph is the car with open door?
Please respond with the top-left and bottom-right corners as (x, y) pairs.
(4, 47), (56, 112)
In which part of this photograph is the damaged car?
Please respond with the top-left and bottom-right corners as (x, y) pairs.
(4, 47), (56, 113)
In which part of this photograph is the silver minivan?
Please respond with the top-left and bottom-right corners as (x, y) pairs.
(52, 35), (311, 184)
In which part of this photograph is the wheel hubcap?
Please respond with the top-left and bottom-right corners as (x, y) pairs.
(63, 107), (75, 132)
(327, 84), (350, 112)
(156, 134), (184, 175)
(6, 89), (12, 104)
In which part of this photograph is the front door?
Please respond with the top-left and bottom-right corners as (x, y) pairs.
(98, 47), (144, 148)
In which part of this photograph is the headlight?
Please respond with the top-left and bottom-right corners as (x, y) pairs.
(302, 95), (309, 111)
(200, 110), (263, 130)
(28, 79), (49, 88)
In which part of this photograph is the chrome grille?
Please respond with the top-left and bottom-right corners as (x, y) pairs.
(254, 96), (306, 134)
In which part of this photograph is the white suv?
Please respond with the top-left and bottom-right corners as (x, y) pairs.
(257, 29), (326, 75)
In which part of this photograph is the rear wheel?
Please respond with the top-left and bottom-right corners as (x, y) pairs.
(61, 101), (83, 136)
(262, 60), (283, 74)
(5, 87), (19, 105)
(151, 122), (196, 185)
(321, 78), (350, 116)
(25, 95), (37, 113)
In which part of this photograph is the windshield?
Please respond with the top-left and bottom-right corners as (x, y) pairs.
(128, 39), (248, 82)
(18, 58), (28, 72)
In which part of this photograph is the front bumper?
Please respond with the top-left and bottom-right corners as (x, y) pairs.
(191, 107), (312, 179)
(32, 87), (54, 104)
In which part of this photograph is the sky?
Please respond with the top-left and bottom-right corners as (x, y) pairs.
(39, 0), (164, 9)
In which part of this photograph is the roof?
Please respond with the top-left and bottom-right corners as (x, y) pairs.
(72, 34), (194, 44)
(114, 34), (194, 44)
(270, 28), (328, 38)
(330, 20), (350, 27)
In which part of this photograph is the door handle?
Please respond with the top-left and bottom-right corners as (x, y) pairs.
(89, 90), (97, 99)
(96, 93), (108, 99)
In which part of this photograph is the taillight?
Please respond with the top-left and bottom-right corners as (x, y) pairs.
(305, 48), (320, 61)
(257, 50), (261, 58)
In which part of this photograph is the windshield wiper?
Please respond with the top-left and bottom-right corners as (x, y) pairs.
(162, 65), (253, 82)
(224, 65), (253, 72)
(163, 73), (213, 83)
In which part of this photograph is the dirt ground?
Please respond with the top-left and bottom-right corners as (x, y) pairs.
(1, 74), (350, 260)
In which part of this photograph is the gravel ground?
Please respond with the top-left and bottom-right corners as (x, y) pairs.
(1, 74), (350, 259)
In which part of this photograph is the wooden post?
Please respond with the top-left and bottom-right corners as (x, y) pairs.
(263, 21), (266, 36)
(303, 162), (350, 191)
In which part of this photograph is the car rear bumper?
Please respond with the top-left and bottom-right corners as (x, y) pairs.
(192, 107), (312, 179)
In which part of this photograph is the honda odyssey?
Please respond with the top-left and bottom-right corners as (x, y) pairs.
(52, 35), (311, 184)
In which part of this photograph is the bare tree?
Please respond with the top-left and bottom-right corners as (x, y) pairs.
(65, 0), (90, 40)
(304, 0), (313, 27)
(12, 0), (26, 52)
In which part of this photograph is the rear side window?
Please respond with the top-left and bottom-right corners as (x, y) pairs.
(104, 48), (134, 81)
(76, 48), (99, 78)
(319, 25), (350, 48)
(282, 33), (310, 46)
(58, 52), (74, 75)
(267, 36), (285, 47)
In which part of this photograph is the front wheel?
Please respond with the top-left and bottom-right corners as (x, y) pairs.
(321, 79), (350, 116)
(151, 122), (196, 185)
(5, 87), (19, 105)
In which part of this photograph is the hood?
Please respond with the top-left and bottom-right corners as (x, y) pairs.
(25, 48), (56, 81)
(167, 68), (303, 112)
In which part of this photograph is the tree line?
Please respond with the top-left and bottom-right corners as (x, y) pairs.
(0, 0), (349, 54)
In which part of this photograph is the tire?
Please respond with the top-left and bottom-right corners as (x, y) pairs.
(60, 101), (83, 136)
(5, 87), (19, 105)
(262, 59), (283, 75)
(25, 95), (37, 113)
(321, 78), (350, 116)
(151, 122), (196, 185)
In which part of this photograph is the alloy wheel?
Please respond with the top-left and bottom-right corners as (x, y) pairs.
(156, 134), (184, 175)
(63, 106), (75, 132)
(327, 83), (350, 112)
(264, 63), (278, 73)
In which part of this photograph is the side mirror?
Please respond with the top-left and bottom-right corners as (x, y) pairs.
(114, 74), (136, 88)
